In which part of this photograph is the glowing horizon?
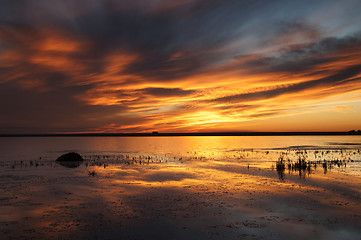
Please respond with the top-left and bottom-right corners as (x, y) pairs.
(1, 0), (361, 133)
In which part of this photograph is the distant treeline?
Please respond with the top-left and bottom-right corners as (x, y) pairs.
(348, 130), (361, 134)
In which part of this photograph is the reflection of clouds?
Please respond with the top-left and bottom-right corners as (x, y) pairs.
(2, 153), (361, 239)
(141, 170), (197, 182)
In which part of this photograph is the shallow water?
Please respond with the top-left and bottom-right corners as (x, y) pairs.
(0, 136), (361, 239)
(1, 135), (361, 159)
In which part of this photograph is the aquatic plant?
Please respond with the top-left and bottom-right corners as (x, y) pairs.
(272, 149), (358, 180)
(88, 170), (97, 177)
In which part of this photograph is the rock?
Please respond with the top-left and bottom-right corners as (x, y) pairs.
(56, 152), (84, 162)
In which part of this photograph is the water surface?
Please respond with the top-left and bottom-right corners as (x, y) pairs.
(0, 136), (361, 239)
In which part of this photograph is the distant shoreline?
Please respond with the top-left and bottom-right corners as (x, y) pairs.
(1, 132), (361, 137)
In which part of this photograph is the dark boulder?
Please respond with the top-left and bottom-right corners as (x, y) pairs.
(56, 152), (84, 162)
(56, 152), (84, 168)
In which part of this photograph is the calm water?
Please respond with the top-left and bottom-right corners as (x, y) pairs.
(1, 135), (361, 174)
(1, 136), (361, 240)
(1, 135), (361, 158)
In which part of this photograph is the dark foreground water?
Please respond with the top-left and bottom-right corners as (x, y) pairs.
(0, 136), (361, 240)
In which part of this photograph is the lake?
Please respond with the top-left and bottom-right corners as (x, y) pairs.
(0, 136), (361, 239)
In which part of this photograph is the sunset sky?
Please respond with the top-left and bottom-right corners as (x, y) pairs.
(1, 0), (361, 133)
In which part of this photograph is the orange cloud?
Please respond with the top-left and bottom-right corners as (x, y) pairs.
(1, 1), (361, 133)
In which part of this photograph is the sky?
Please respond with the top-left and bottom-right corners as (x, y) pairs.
(1, 0), (361, 133)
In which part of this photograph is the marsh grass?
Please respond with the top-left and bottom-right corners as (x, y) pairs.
(273, 149), (357, 180)
(88, 170), (97, 177)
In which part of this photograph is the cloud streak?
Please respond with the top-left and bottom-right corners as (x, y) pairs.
(1, 0), (361, 133)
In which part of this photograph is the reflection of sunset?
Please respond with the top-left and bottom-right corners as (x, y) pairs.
(1, 2), (361, 239)
(3, 151), (361, 239)
(1, 135), (361, 239)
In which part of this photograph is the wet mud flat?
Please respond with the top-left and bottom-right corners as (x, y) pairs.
(1, 155), (361, 240)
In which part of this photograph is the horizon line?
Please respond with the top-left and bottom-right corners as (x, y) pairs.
(1, 131), (361, 137)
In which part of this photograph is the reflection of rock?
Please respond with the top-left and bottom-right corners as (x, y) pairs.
(56, 152), (84, 168)
(58, 161), (83, 168)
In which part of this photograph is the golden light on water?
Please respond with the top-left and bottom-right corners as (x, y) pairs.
(0, 136), (360, 239)
(1, 1), (361, 239)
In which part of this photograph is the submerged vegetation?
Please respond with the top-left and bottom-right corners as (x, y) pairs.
(273, 149), (360, 180)
(88, 170), (97, 177)
(1, 147), (360, 183)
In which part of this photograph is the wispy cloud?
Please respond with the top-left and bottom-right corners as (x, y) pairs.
(1, 0), (361, 133)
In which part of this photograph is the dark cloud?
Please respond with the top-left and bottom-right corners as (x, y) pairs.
(240, 33), (361, 75)
(1, 0), (361, 132)
(71, 2), (240, 80)
(0, 1), (229, 82)
(0, 80), (145, 133)
(248, 110), (284, 119)
(2, 0), (360, 83)
(142, 88), (196, 97)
